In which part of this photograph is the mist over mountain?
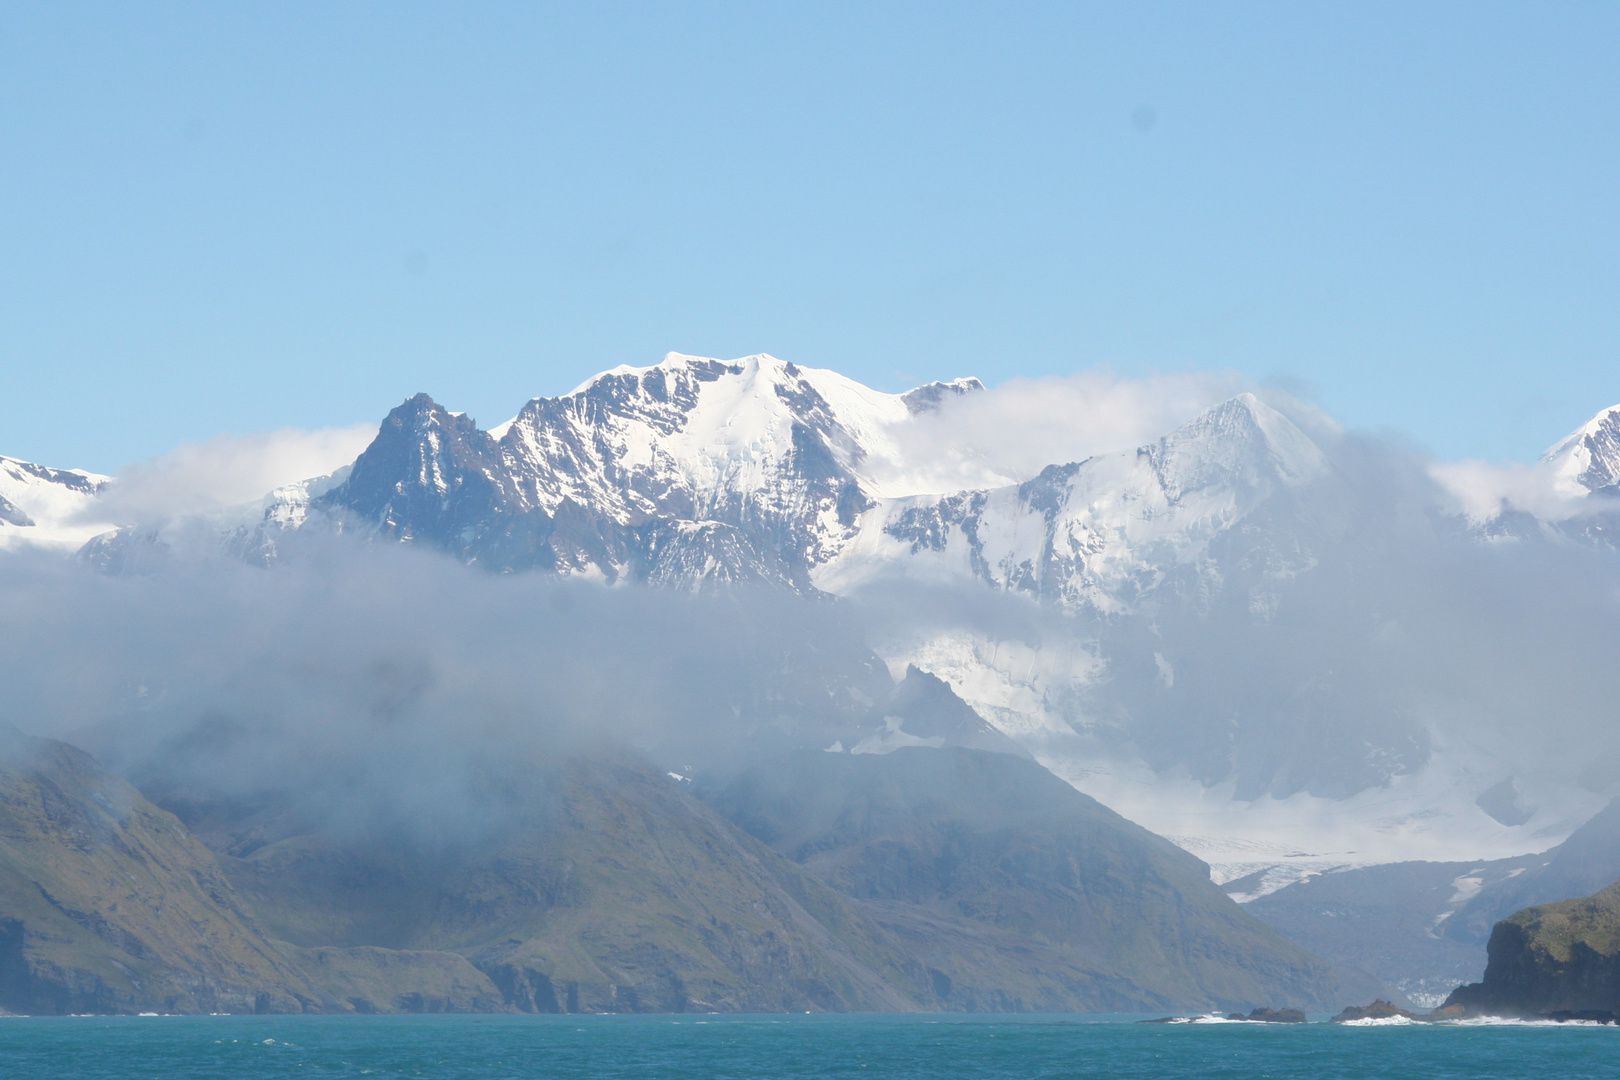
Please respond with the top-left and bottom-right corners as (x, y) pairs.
(9, 355), (1620, 866)
(5, 352), (1620, 1011)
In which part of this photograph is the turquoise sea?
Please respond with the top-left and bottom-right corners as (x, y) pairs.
(0, 1013), (1614, 1079)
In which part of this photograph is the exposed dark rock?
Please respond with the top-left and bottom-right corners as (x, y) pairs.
(1476, 777), (1536, 828)
(1331, 999), (1417, 1023)
(1244, 1006), (1308, 1023)
(0, 493), (34, 528)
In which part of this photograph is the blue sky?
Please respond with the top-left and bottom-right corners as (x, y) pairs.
(2, 2), (1618, 473)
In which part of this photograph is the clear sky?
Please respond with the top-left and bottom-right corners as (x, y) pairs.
(2, 2), (1618, 473)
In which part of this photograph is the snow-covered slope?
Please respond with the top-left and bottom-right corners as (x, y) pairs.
(817, 393), (1328, 610)
(304, 354), (1320, 614)
(1431, 403), (1620, 533)
(0, 455), (113, 551)
(309, 354), (988, 587)
(1542, 404), (1620, 497)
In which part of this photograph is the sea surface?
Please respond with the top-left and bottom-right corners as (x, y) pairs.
(0, 1013), (1615, 1079)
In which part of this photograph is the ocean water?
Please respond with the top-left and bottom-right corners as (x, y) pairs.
(0, 1013), (1614, 1079)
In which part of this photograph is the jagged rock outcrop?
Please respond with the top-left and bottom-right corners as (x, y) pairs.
(307, 356), (979, 588)
(1331, 999), (1417, 1023)
(1242, 1006), (1308, 1022)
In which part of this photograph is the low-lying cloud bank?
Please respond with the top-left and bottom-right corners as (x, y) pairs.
(0, 543), (883, 841)
(875, 369), (1253, 491)
(76, 424), (377, 527)
(6, 366), (1620, 853)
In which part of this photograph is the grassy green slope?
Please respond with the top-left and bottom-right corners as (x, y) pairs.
(0, 729), (320, 1013)
(219, 754), (928, 1012)
(709, 747), (1380, 1013)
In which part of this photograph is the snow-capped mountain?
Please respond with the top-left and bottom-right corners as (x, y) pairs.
(307, 354), (986, 588)
(0, 455), (112, 551)
(1543, 404), (1620, 497)
(11, 354), (1620, 894)
(1430, 402), (1620, 536)
(265, 357), (1618, 889)
(817, 393), (1328, 611)
(286, 355), (1329, 620)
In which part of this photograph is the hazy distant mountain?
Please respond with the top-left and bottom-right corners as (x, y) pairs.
(1243, 794), (1620, 1007)
(708, 747), (1380, 1012)
(9, 353), (1620, 946)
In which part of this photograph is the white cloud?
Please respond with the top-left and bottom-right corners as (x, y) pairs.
(872, 369), (1248, 495)
(88, 424), (377, 525)
(1428, 458), (1587, 525)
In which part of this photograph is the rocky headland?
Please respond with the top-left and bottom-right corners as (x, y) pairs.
(1443, 880), (1620, 1022)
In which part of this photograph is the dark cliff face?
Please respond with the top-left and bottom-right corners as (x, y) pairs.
(1446, 881), (1620, 1018)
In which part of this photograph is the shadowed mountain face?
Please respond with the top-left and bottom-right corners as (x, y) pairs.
(0, 729), (1379, 1016)
(0, 728), (515, 1015)
(1243, 857), (1542, 1007)
(707, 748), (1382, 1013)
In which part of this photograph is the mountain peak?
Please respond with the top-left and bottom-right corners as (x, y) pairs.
(1541, 404), (1620, 495)
(901, 377), (986, 415)
(1155, 394), (1329, 497)
(316, 393), (504, 549)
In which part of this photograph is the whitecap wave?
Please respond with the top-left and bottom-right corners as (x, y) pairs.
(1442, 1016), (1613, 1028)
(1339, 1016), (1417, 1026)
